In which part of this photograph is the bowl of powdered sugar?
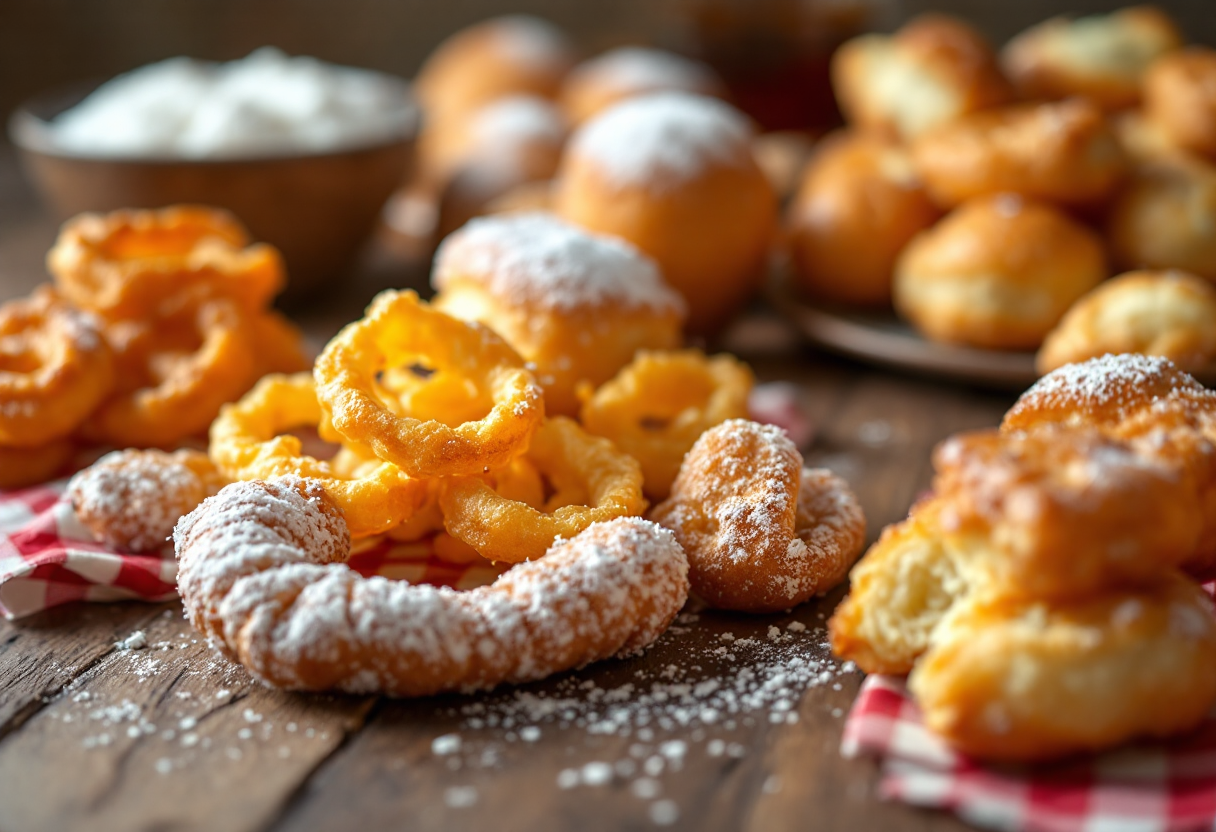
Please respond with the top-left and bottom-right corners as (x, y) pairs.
(11, 47), (419, 301)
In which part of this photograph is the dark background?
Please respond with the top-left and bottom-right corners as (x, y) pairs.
(1, 0), (1214, 128)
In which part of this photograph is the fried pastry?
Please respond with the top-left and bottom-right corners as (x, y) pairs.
(652, 419), (865, 613)
(894, 195), (1107, 349)
(1037, 270), (1216, 373)
(554, 92), (777, 335)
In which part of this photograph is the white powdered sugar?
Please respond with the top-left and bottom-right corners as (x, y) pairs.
(433, 212), (685, 314)
(568, 92), (754, 191)
(567, 47), (719, 102)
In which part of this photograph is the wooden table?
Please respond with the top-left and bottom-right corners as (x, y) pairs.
(0, 150), (1013, 832)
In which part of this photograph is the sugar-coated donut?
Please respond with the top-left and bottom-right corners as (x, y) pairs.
(413, 15), (575, 126)
(174, 477), (690, 696)
(832, 15), (1013, 141)
(787, 131), (939, 306)
(431, 212), (686, 416)
(911, 99), (1126, 208)
(894, 194), (1107, 349)
(69, 448), (226, 552)
(1107, 156), (1216, 281)
(1037, 270), (1216, 373)
(559, 47), (723, 126)
(1144, 47), (1216, 158)
(1001, 6), (1183, 111)
(1112, 108), (1187, 162)
(651, 419), (865, 613)
(910, 574), (1216, 762)
(554, 92), (777, 335)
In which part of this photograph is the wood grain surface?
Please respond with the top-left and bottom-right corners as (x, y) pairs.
(0, 150), (1010, 832)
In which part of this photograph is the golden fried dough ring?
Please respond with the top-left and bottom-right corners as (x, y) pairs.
(0, 439), (75, 491)
(0, 287), (114, 447)
(933, 426), (1205, 599)
(314, 290), (544, 479)
(174, 477), (688, 696)
(579, 349), (753, 501)
(911, 99), (1126, 208)
(652, 419), (866, 613)
(68, 449), (226, 552)
(1037, 270), (1216, 374)
(439, 416), (646, 563)
(251, 310), (312, 376)
(47, 206), (284, 318)
(910, 574), (1216, 761)
(86, 294), (256, 448)
(209, 373), (427, 537)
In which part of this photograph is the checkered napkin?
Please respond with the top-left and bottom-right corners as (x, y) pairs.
(842, 674), (1216, 832)
(0, 479), (499, 620)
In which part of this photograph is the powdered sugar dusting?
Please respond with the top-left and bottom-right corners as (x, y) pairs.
(433, 212), (685, 315)
(485, 15), (572, 71)
(467, 96), (566, 162)
(1009, 354), (1203, 428)
(568, 93), (754, 191)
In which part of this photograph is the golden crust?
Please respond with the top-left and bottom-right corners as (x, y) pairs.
(787, 131), (940, 306)
(1037, 270), (1216, 373)
(1107, 155), (1216, 281)
(1145, 47), (1216, 158)
(932, 426), (1205, 599)
(1001, 6), (1183, 110)
(910, 574), (1216, 761)
(911, 99), (1126, 208)
(652, 420), (865, 613)
(894, 195), (1107, 349)
(832, 15), (1013, 141)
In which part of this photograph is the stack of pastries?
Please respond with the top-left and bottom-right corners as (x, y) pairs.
(832, 353), (1216, 760)
(785, 5), (1216, 376)
(0, 206), (309, 490)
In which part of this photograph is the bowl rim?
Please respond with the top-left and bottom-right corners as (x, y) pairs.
(9, 70), (421, 165)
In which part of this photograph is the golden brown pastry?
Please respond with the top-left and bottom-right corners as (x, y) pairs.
(910, 574), (1216, 762)
(413, 15), (575, 126)
(553, 92), (777, 335)
(1144, 47), (1216, 158)
(894, 195), (1107, 349)
(1112, 108), (1187, 162)
(831, 15), (1014, 141)
(1037, 270), (1216, 373)
(911, 99), (1127, 208)
(428, 96), (568, 237)
(1107, 155), (1216, 281)
(1001, 6), (1183, 111)
(651, 419), (866, 613)
(787, 131), (939, 306)
(431, 212), (686, 416)
(752, 131), (817, 204)
(559, 46), (724, 126)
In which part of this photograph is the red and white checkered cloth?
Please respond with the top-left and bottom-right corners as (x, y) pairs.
(0, 478), (499, 620)
(843, 674), (1216, 832)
